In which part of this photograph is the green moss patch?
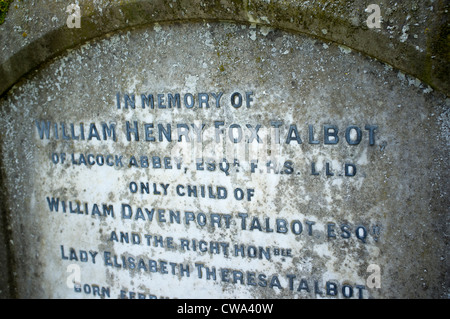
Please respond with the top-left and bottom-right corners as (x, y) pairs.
(0, 0), (13, 25)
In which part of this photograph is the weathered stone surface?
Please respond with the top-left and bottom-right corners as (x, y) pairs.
(0, 1), (448, 299)
(0, 0), (449, 96)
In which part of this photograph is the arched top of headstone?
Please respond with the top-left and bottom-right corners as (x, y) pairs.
(0, 0), (448, 97)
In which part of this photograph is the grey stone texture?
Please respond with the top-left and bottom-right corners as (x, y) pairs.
(0, 1), (448, 299)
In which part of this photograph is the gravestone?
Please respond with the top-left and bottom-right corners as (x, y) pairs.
(0, 0), (448, 299)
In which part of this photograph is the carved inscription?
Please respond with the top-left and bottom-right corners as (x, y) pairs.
(35, 90), (382, 299)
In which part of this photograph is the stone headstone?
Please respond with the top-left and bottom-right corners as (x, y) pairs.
(0, 1), (448, 299)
